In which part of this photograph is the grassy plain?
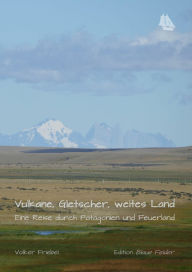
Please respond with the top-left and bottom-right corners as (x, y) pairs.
(0, 146), (192, 271)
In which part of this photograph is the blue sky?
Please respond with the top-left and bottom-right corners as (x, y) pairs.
(0, 0), (192, 146)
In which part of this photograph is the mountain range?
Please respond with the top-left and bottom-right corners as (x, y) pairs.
(0, 119), (175, 148)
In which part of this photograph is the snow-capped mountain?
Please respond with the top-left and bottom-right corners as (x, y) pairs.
(85, 124), (175, 148)
(123, 130), (175, 148)
(86, 123), (122, 148)
(0, 119), (78, 148)
(0, 119), (175, 148)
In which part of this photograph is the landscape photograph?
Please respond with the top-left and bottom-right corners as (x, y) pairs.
(0, 1), (192, 271)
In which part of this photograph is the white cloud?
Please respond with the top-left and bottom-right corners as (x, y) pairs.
(0, 30), (191, 95)
(179, 93), (192, 105)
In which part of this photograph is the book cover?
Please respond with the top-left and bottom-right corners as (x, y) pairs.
(0, 1), (191, 271)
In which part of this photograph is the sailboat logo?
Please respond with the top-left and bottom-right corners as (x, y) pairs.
(159, 14), (175, 31)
